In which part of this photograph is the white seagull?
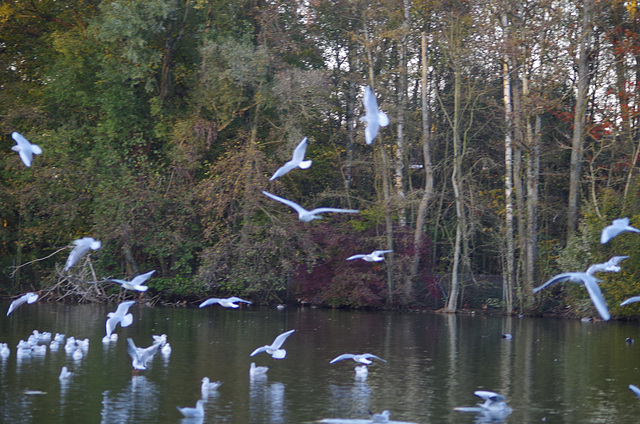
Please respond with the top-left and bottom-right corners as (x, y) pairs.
(59, 366), (73, 381)
(6, 292), (39, 316)
(127, 338), (161, 371)
(105, 270), (155, 292)
(346, 250), (393, 262)
(330, 353), (387, 365)
(269, 137), (312, 180)
(585, 256), (630, 275)
(533, 272), (610, 321)
(371, 410), (391, 423)
(201, 377), (222, 396)
(250, 329), (295, 359)
(11, 132), (42, 167)
(176, 399), (205, 418)
(199, 297), (252, 309)
(360, 86), (389, 145)
(455, 390), (512, 416)
(262, 191), (358, 223)
(250, 362), (269, 377)
(601, 218), (640, 244)
(65, 237), (101, 271)
(105, 300), (136, 338)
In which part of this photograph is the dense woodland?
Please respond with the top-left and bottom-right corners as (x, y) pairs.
(3, 0), (640, 317)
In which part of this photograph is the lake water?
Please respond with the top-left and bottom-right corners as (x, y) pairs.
(1, 301), (640, 423)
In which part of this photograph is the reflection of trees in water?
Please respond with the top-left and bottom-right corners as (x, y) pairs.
(100, 375), (159, 423)
(249, 377), (286, 423)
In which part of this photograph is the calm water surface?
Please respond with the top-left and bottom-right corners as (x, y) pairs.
(1, 302), (640, 423)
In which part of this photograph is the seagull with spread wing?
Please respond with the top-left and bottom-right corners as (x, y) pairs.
(250, 329), (295, 359)
(6, 292), (39, 316)
(11, 132), (42, 167)
(65, 237), (101, 271)
(360, 86), (389, 145)
(262, 191), (358, 222)
(199, 297), (252, 309)
(269, 137), (312, 181)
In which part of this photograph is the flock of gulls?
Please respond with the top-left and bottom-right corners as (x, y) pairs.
(6, 85), (640, 422)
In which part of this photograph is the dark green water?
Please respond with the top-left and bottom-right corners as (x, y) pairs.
(1, 301), (640, 423)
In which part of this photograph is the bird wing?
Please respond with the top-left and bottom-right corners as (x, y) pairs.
(7, 295), (28, 316)
(532, 273), (575, 293)
(227, 297), (251, 304)
(269, 162), (297, 181)
(330, 354), (354, 364)
(271, 329), (295, 349)
(18, 149), (34, 167)
(250, 346), (269, 357)
(308, 207), (359, 215)
(12, 132), (30, 148)
(363, 86), (379, 116)
(291, 137), (309, 163)
(114, 300), (136, 316)
(371, 250), (393, 256)
(105, 316), (118, 337)
(630, 384), (640, 399)
(262, 191), (307, 215)
(363, 353), (386, 363)
(346, 254), (366, 261)
(65, 243), (90, 270)
(199, 298), (222, 308)
(621, 296), (640, 306)
(364, 120), (381, 145)
(583, 276), (610, 321)
(26, 293), (39, 304)
(131, 270), (155, 285)
(474, 391), (504, 401)
(126, 338), (140, 362)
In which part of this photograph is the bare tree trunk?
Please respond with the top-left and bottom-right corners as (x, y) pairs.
(567, 0), (594, 242)
(407, 32), (435, 302)
(502, 13), (515, 314)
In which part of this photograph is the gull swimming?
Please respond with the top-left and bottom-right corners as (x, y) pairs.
(199, 297), (252, 309)
(106, 301), (136, 338)
(104, 270), (155, 292)
(269, 137), (312, 180)
(11, 132), (42, 167)
(346, 250), (393, 262)
(601, 218), (640, 244)
(585, 256), (629, 275)
(533, 272), (609, 321)
(6, 292), (39, 316)
(250, 362), (269, 377)
(65, 237), (101, 271)
(59, 366), (72, 381)
(127, 338), (161, 371)
(250, 329), (295, 359)
(330, 353), (387, 365)
(263, 191), (358, 222)
(176, 399), (205, 418)
(371, 410), (390, 423)
(360, 86), (389, 145)
(201, 377), (222, 397)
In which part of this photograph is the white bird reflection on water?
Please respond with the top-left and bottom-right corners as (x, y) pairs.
(249, 376), (286, 423)
(101, 375), (160, 423)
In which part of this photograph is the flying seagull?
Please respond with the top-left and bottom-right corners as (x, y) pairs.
(601, 218), (640, 244)
(360, 86), (389, 145)
(346, 250), (393, 262)
(585, 256), (630, 276)
(199, 297), (252, 309)
(176, 399), (205, 418)
(127, 337), (161, 371)
(104, 270), (155, 292)
(269, 137), (312, 181)
(106, 301), (136, 338)
(330, 353), (387, 365)
(11, 132), (42, 167)
(630, 384), (640, 400)
(262, 191), (358, 222)
(6, 292), (39, 316)
(250, 329), (295, 359)
(65, 237), (101, 271)
(533, 272), (610, 321)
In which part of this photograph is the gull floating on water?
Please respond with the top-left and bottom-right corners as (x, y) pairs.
(601, 218), (640, 244)
(250, 329), (295, 359)
(330, 353), (387, 365)
(533, 272), (609, 321)
(176, 399), (205, 418)
(127, 338), (161, 371)
(371, 410), (390, 423)
(586, 256), (630, 275)
(269, 137), (312, 181)
(65, 237), (101, 271)
(346, 250), (393, 262)
(201, 377), (222, 397)
(250, 362), (269, 377)
(106, 300), (136, 338)
(6, 292), (39, 316)
(59, 366), (73, 381)
(360, 86), (389, 145)
(263, 191), (358, 222)
(199, 297), (252, 309)
(104, 270), (155, 292)
(11, 132), (42, 167)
